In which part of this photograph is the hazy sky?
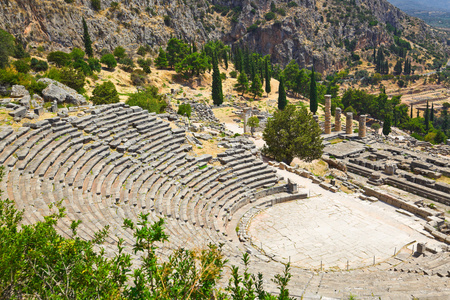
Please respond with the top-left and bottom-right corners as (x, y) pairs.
(387, 0), (450, 13)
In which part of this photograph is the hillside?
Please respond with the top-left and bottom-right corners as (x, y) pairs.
(0, 0), (448, 73)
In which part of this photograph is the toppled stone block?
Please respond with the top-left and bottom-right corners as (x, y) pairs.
(39, 78), (87, 105)
(25, 112), (38, 120)
(34, 106), (44, 116)
(10, 85), (29, 98)
(9, 106), (27, 118)
(19, 94), (31, 108)
(196, 154), (212, 163)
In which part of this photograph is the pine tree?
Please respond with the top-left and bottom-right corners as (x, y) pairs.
(235, 72), (249, 96)
(383, 116), (391, 136)
(82, 18), (93, 57)
(278, 76), (287, 110)
(309, 66), (318, 115)
(264, 57), (271, 96)
(154, 47), (168, 69)
(425, 100), (430, 132)
(250, 74), (263, 99)
(211, 53), (223, 106)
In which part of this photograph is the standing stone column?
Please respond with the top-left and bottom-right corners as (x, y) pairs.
(346, 112), (353, 134)
(243, 107), (251, 134)
(358, 115), (367, 138)
(324, 94), (331, 134)
(335, 107), (342, 132)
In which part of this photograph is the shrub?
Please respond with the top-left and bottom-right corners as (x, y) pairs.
(247, 24), (259, 32)
(130, 70), (147, 86)
(47, 51), (71, 67)
(230, 70), (237, 78)
(265, 12), (275, 21)
(100, 54), (117, 70)
(70, 47), (85, 61)
(87, 57), (101, 73)
(91, 0), (101, 11)
(177, 103), (192, 117)
(91, 81), (119, 105)
(126, 86), (167, 114)
(59, 67), (86, 93)
(12, 60), (30, 74)
(113, 46), (126, 59)
(27, 80), (48, 96)
(30, 58), (48, 72)
(287, 1), (298, 7)
(118, 57), (135, 72)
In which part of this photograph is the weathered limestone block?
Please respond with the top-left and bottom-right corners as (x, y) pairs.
(9, 106), (27, 118)
(10, 85), (29, 98)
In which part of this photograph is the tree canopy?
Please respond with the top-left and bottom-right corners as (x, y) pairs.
(91, 81), (119, 105)
(262, 105), (323, 164)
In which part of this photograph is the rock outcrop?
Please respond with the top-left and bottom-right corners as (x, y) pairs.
(0, 0), (447, 72)
(39, 78), (87, 106)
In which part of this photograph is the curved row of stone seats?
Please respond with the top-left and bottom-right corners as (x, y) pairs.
(4, 107), (448, 298)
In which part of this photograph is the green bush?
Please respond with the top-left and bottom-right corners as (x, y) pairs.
(58, 67), (86, 93)
(126, 86), (167, 114)
(12, 60), (30, 74)
(287, 1), (298, 7)
(265, 12), (275, 21)
(130, 70), (147, 86)
(230, 70), (237, 78)
(91, 81), (119, 105)
(177, 103), (192, 117)
(47, 51), (71, 67)
(30, 58), (48, 72)
(91, 0), (101, 11)
(113, 46), (126, 59)
(0, 29), (15, 69)
(27, 80), (48, 97)
(100, 54), (117, 70)
(118, 57), (135, 72)
(87, 57), (101, 73)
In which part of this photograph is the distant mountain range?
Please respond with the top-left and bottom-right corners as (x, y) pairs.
(387, 0), (450, 28)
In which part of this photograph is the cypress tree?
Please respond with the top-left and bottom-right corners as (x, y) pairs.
(410, 104), (413, 119)
(250, 74), (263, 99)
(278, 76), (287, 110)
(383, 116), (391, 136)
(223, 49), (228, 70)
(192, 41), (197, 53)
(430, 103), (434, 123)
(425, 100), (430, 132)
(235, 72), (249, 96)
(309, 66), (318, 115)
(82, 18), (93, 57)
(264, 58), (271, 96)
(212, 53), (223, 106)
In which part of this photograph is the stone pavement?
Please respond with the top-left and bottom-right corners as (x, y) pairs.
(248, 168), (441, 270)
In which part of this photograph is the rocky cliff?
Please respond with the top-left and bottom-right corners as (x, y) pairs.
(0, 0), (448, 72)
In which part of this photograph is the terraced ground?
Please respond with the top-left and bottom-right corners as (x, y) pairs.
(0, 103), (449, 299)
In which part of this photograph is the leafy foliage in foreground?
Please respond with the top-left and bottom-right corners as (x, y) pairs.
(0, 166), (294, 299)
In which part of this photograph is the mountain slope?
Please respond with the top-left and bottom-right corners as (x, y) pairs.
(0, 0), (448, 73)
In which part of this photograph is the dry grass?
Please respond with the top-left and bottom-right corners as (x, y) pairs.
(436, 175), (450, 185)
(292, 158), (329, 177)
(188, 135), (226, 158)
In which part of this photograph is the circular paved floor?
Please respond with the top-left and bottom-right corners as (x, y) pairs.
(248, 195), (430, 270)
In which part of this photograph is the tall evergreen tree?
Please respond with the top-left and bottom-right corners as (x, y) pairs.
(425, 100), (430, 132)
(250, 74), (263, 99)
(278, 76), (287, 110)
(264, 57), (271, 96)
(82, 18), (93, 57)
(154, 47), (168, 69)
(309, 66), (318, 115)
(410, 104), (413, 119)
(211, 53), (223, 106)
(235, 72), (249, 96)
(430, 103), (434, 123)
(383, 116), (391, 136)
